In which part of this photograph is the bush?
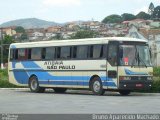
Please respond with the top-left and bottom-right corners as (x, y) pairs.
(153, 67), (160, 77)
(0, 69), (19, 88)
(151, 77), (160, 93)
(0, 80), (18, 88)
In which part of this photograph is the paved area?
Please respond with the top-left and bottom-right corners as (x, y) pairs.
(0, 89), (160, 114)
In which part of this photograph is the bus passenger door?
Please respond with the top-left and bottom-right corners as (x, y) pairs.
(106, 41), (119, 89)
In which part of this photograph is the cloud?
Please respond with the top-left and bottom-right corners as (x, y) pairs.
(42, 0), (81, 7)
(134, 6), (148, 15)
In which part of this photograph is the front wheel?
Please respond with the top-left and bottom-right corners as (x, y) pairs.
(29, 76), (45, 93)
(119, 90), (131, 96)
(90, 77), (105, 95)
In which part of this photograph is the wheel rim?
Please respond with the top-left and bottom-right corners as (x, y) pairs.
(93, 81), (101, 92)
(31, 79), (38, 90)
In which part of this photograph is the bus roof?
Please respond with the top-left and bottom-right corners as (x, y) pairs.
(10, 37), (148, 48)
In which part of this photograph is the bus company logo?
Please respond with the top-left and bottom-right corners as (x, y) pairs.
(44, 61), (75, 70)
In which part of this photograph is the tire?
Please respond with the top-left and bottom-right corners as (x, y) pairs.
(90, 77), (105, 95)
(119, 90), (131, 96)
(29, 76), (45, 93)
(53, 88), (67, 93)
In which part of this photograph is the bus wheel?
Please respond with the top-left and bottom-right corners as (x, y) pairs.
(53, 88), (67, 93)
(119, 90), (131, 96)
(29, 76), (45, 93)
(90, 77), (105, 95)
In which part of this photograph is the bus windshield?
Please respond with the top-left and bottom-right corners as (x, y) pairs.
(119, 45), (152, 67)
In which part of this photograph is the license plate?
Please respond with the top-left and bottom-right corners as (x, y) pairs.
(136, 84), (143, 87)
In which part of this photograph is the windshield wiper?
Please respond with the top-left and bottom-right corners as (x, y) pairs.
(137, 53), (147, 68)
(131, 46), (138, 68)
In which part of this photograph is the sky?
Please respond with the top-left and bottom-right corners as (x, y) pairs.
(0, 0), (159, 24)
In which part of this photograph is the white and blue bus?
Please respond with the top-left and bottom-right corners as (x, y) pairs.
(8, 37), (153, 95)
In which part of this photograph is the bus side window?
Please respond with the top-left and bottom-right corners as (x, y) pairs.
(18, 49), (27, 60)
(108, 44), (118, 66)
(31, 48), (41, 60)
(45, 47), (55, 60)
(60, 46), (71, 59)
(77, 46), (88, 59)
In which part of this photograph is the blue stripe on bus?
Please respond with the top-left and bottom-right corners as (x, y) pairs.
(125, 68), (148, 75)
(11, 62), (117, 87)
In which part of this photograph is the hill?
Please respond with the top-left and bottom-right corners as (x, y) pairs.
(0, 18), (60, 29)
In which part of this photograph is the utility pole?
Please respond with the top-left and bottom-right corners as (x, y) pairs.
(0, 28), (4, 69)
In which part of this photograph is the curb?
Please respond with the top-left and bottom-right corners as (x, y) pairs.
(0, 88), (29, 90)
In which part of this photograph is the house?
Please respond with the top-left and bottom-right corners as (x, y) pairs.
(150, 21), (160, 28)
(126, 26), (160, 66)
(45, 33), (56, 38)
(62, 31), (76, 39)
(2, 27), (16, 36)
(46, 26), (62, 33)
(28, 31), (44, 41)
(122, 19), (150, 28)
(126, 25), (147, 40)
(80, 21), (102, 31)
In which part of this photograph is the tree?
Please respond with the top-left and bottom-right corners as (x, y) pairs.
(102, 14), (122, 23)
(136, 11), (151, 20)
(51, 33), (63, 40)
(2, 35), (14, 63)
(121, 13), (136, 21)
(152, 6), (160, 20)
(148, 2), (154, 16)
(20, 33), (28, 40)
(15, 26), (25, 33)
(71, 30), (99, 39)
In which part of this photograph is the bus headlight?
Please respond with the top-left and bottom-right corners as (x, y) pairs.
(147, 77), (152, 80)
(119, 76), (131, 80)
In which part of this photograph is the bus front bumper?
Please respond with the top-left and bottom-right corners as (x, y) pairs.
(119, 80), (152, 90)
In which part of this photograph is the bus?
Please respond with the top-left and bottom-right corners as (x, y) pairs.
(8, 37), (153, 95)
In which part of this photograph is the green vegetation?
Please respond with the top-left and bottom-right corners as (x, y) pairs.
(136, 12), (151, 20)
(102, 14), (122, 23)
(71, 30), (99, 39)
(121, 13), (136, 21)
(0, 69), (18, 88)
(1, 35), (14, 63)
(102, 3), (160, 24)
(15, 26), (25, 33)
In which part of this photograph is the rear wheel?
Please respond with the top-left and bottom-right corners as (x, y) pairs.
(90, 77), (105, 95)
(29, 76), (45, 93)
(53, 88), (67, 93)
(119, 90), (131, 96)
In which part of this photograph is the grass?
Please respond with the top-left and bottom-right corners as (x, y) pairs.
(0, 69), (19, 88)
